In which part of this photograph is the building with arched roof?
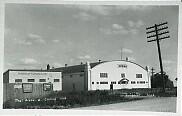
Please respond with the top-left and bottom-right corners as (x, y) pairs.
(51, 60), (151, 92)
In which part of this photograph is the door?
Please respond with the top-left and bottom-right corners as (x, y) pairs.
(110, 84), (113, 90)
(96, 82), (99, 90)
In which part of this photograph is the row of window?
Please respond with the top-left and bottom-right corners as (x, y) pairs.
(15, 79), (60, 83)
(21, 83), (53, 93)
(92, 81), (147, 85)
(100, 73), (142, 78)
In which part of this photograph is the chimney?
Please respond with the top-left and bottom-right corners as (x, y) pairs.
(65, 64), (68, 67)
(126, 57), (128, 61)
(47, 64), (50, 70)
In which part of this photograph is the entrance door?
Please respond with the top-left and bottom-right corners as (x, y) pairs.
(96, 82), (99, 90)
(110, 84), (113, 90)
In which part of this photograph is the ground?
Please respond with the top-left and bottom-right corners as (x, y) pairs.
(73, 97), (176, 113)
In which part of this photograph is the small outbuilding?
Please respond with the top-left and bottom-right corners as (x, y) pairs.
(3, 69), (62, 103)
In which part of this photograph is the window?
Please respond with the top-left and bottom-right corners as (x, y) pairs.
(43, 83), (52, 91)
(27, 79), (35, 82)
(121, 73), (125, 78)
(54, 79), (60, 82)
(100, 82), (108, 84)
(15, 79), (22, 83)
(111, 81), (116, 84)
(140, 81), (145, 84)
(137, 81), (140, 84)
(80, 74), (84, 77)
(39, 79), (46, 82)
(100, 73), (108, 78)
(92, 82), (94, 84)
(118, 81), (128, 84)
(131, 81), (136, 84)
(96, 82), (99, 84)
(22, 83), (33, 93)
(136, 74), (142, 78)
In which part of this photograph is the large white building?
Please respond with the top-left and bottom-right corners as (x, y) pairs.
(51, 60), (151, 92)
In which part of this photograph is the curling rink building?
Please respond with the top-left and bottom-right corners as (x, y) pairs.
(51, 60), (151, 92)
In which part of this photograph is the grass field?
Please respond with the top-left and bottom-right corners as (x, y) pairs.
(73, 97), (177, 113)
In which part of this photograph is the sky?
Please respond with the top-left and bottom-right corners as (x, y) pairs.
(4, 4), (178, 85)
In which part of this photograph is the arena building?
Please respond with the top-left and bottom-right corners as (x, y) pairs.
(51, 60), (151, 92)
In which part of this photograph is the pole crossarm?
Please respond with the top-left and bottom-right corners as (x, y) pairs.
(147, 34), (157, 39)
(157, 26), (168, 31)
(156, 22), (168, 27)
(146, 25), (155, 30)
(157, 31), (169, 36)
(146, 30), (156, 34)
(147, 35), (170, 42)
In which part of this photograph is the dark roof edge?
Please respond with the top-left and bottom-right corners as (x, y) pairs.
(3, 69), (61, 73)
(91, 60), (147, 71)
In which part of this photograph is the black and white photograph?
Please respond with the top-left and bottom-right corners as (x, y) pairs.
(1, 1), (180, 115)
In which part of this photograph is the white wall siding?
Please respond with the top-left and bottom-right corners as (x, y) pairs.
(8, 71), (62, 91)
(90, 61), (150, 90)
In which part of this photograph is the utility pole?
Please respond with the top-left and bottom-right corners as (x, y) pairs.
(146, 22), (170, 93)
(151, 67), (155, 78)
(151, 67), (155, 89)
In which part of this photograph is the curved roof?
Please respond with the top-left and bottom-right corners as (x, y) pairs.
(91, 60), (147, 71)
(50, 60), (147, 74)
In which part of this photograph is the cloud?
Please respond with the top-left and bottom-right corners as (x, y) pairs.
(14, 38), (32, 45)
(67, 5), (152, 16)
(128, 57), (136, 61)
(73, 12), (96, 21)
(28, 33), (46, 44)
(130, 29), (138, 35)
(78, 55), (91, 60)
(76, 5), (111, 16)
(121, 48), (133, 54)
(127, 20), (144, 35)
(163, 60), (175, 64)
(128, 20), (144, 28)
(20, 58), (38, 65)
(52, 39), (60, 43)
(100, 23), (129, 35)
(99, 28), (112, 35)
(116, 5), (152, 11)
(112, 24), (124, 30)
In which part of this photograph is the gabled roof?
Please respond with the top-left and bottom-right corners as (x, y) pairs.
(50, 61), (105, 74)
